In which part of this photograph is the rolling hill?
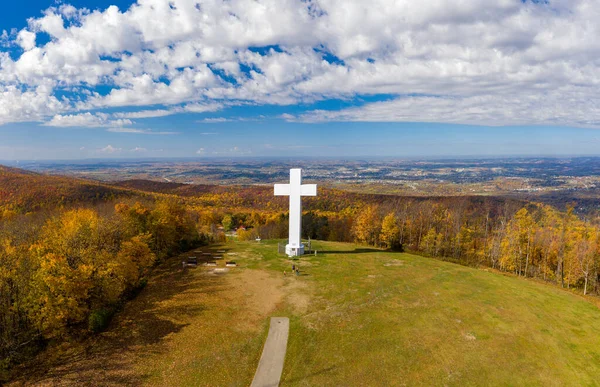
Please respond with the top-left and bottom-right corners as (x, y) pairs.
(0, 166), (137, 214)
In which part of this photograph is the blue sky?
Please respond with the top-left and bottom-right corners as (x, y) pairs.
(0, 0), (599, 160)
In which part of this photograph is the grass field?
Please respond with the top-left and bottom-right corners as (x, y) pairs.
(14, 240), (600, 386)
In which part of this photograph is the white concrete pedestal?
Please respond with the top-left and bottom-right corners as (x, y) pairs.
(285, 244), (305, 257)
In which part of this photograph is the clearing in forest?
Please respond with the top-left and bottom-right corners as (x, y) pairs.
(11, 240), (600, 386)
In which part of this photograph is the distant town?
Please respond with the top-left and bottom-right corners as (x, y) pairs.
(6, 157), (600, 205)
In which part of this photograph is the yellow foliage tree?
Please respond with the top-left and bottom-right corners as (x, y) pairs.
(380, 212), (401, 250)
(29, 252), (93, 336)
(116, 234), (155, 289)
(353, 205), (381, 246)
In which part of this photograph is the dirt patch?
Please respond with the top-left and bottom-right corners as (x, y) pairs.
(384, 259), (405, 267)
(464, 332), (477, 341)
(223, 269), (285, 330)
(283, 279), (312, 314)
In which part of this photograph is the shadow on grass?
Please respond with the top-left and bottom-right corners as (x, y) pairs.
(16, 251), (226, 386)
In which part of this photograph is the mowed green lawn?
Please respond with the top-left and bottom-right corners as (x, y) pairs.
(248, 240), (600, 386)
(19, 240), (600, 386)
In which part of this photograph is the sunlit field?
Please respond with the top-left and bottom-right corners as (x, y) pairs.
(14, 240), (600, 386)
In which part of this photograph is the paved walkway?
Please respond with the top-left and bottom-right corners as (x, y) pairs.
(251, 317), (290, 387)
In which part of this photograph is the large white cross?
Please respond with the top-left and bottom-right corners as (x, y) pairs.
(274, 168), (317, 256)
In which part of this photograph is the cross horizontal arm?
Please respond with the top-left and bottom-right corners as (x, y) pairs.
(301, 184), (317, 196)
(274, 184), (291, 196)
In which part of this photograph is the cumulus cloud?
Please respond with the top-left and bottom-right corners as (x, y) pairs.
(0, 85), (67, 125)
(16, 29), (36, 51)
(130, 146), (147, 152)
(99, 144), (121, 153)
(44, 112), (133, 127)
(0, 0), (599, 127)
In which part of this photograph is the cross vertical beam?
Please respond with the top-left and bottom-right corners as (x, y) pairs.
(274, 168), (317, 256)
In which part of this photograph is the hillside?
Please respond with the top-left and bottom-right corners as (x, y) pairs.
(0, 166), (137, 214)
(114, 178), (526, 214)
(12, 240), (600, 385)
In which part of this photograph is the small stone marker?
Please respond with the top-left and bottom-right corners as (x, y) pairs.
(251, 317), (289, 387)
(225, 261), (237, 267)
(205, 261), (217, 267)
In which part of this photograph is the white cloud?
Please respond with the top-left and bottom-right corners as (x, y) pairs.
(106, 127), (146, 133)
(107, 127), (179, 135)
(112, 103), (223, 119)
(197, 117), (232, 123)
(130, 146), (147, 152)
(16, 29), (36, 51)
(0, 30), (11, 47)
(294, 93), (600, 127)
(114, 109), (173, 119)
(44, 112), (133, 127)
(0, 0), (600, 127)
(100, 144), (121, 153)
(182, 103), (223, 113)
(0, 85), (67, 125)
(196, 148), (205, 154)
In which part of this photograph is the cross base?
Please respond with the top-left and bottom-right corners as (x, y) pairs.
(285, 244), (305, 257)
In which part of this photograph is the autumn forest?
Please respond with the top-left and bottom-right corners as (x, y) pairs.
(1, 165), (600, 374)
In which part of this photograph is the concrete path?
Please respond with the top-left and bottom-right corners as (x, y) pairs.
(251, 317), (290, 387)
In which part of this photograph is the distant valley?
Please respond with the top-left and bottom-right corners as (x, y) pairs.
(5, 157), (600, 214)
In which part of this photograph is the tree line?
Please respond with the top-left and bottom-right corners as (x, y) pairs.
(225, 197), (600, 296)
(0, 199), (204, 370)
(3, 174), (600, 376)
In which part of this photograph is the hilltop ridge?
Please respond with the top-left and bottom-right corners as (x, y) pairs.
(0, 165), (136, 214)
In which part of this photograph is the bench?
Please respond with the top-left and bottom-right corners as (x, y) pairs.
(205, 261), (218, 267)
(226, 261), (237, 267)
(182, 256), (198, 268)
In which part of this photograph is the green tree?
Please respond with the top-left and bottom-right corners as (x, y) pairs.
(222, 214), (234, 231)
